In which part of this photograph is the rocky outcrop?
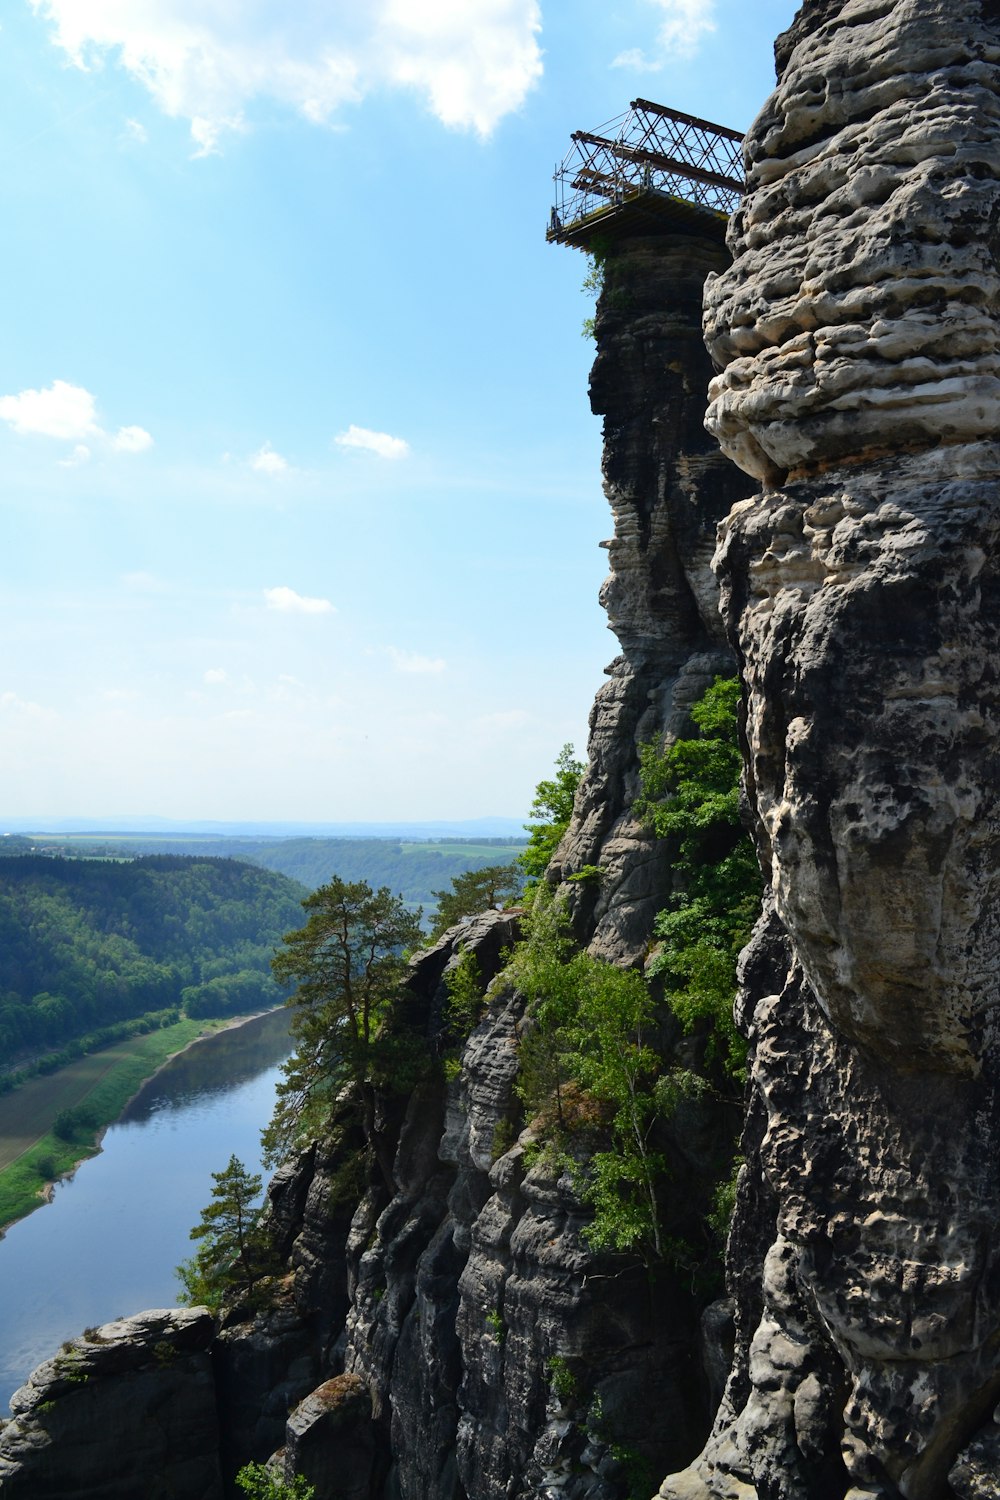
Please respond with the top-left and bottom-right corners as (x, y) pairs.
(0, 1308), (221, 1499)
(663, 3), (1000, 1497)
(552, 234), (751, 963)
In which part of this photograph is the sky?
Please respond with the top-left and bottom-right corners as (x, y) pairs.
(0, 0), (799, 828)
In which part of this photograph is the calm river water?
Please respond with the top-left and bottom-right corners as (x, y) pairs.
(0, 1008), (293, 1411)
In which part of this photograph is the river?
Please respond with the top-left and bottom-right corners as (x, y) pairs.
(0, 1007), (294, 1412)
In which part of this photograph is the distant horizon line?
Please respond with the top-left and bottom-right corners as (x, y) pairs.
(0, 815), (528, 839)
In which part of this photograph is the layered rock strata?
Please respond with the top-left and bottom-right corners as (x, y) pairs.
(0, 1308), (221, 1500)
(663, 3), (1000, 1497)
(552, 234), (751, 963)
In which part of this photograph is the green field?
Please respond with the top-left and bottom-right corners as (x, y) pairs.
(0, 1017), (229, 1232)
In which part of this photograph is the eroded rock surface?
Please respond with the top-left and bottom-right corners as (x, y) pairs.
(0, 1308), (221, 1500)
(553, 235), (750, 963)
(663, 4), (1000, 1497)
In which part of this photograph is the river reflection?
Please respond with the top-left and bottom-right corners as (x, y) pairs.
(0, 1009), (293, 1411)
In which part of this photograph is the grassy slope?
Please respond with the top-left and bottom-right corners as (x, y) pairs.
(0, 1017), (229, 1231)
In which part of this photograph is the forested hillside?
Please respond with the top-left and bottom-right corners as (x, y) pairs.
(0, 856), (307, 1065)
(18, 836), (527, 909)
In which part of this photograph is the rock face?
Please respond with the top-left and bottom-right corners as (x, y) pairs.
(0, 1309), (221, 1500)
(662, 4), (1000, 1497)
(552, 234), (751, 964)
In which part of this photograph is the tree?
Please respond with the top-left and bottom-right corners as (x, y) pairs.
(236, 1463), (315, 1500)
(520, 745), (585, 882)
(429, 862), (523, 941)
(637, 676), (761, 1077)
(266, 878), (424, 1186)
(176, 1154), (269, 1309)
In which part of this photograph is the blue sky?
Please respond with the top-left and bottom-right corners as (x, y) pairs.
(1, 0), (798, 826)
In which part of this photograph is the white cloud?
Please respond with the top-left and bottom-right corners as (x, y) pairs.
(124, 117), (148, 143)
(30, 0), (542, 151)
(250, 443), (288, 475)
(0, 379), (99, 441)
(264, 585), (335, 615)
(612, 0), (716, 68)
(204, 667), (228, 684)
(0, 379), (153, 459)
(335, 424), (409, 461)
(59, 444), (92, 468)
(388, 647), (446, 675)
(113, 424), (154, 453)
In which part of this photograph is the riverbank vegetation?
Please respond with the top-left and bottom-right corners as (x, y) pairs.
(0, 1014), (236, 1231)
(0, 855), (305, 1069)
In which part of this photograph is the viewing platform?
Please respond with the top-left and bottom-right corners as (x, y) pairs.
(547, 98), (744, 251)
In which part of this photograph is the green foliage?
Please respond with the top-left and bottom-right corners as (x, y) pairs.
(443, 949), (485, 1053)
(429, 862), (523, 941)
(52, 1104), (97, 1141)
(581, 246), (607, 339)
(485, 1308), (505, 1343)
(548, 1355), (579, 1403)
(265, 879), (424, 1182)
(510, 897), (668, 1262)
(235, 1462), (315, 1500)
(519, 745), (585, 883)
(0, 855), (304, 1068)
(707, 1156), (743, 1245)
(637, 677), (760, 1077)
(176, 1154), (271, 1311)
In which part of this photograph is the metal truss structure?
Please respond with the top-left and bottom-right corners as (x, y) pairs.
(548, 98), (744, 246)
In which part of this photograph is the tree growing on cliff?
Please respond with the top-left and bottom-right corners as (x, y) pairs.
(429, 862), (523, 941)
(236, 1464), (315, 1500)
(265, 878), (424, 1185)
(519, 744), (585, 883)
(176, 1154), (270, 1309)
(637, 676), (760, 1078)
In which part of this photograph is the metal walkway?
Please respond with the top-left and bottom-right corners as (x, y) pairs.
(548, 98), (744, 250)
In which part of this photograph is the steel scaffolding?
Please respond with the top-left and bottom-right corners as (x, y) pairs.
(548, 98), (744, 249)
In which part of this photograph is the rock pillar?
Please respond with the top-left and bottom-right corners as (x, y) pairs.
(554, 233), (752, 963)
(661, 3), (1000, 1497)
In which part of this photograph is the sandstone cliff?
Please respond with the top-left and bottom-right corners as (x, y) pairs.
(553, 234), (750, 965)
(661, 3), (1000, 1497)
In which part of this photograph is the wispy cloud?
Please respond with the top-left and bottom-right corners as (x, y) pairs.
(58, 444), (92, 468)
(250, 443), (289, 475)
(612, 0), (716, 69)
(0, 379), (153, 460)
(388, 647), (446, 675)
(203, 667), (228, 685)
(264, 585), (335, 615)
(112, 424), (154, 453)
(123, 117), (148, 144)
(30, 0), (542, 152)
(335, 424), (409, 461)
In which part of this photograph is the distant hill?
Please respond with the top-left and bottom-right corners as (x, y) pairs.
(1, 816), (527, 838)
(8, 835), (528, 912)
(0, 856), (308, 1067)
